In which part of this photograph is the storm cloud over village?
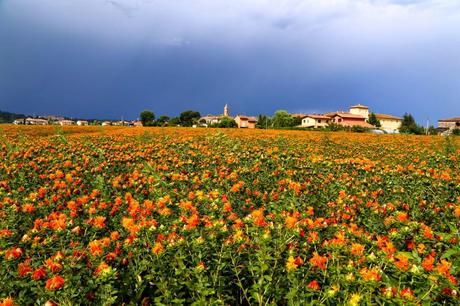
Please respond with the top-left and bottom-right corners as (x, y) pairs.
(1, 0), (460, 121)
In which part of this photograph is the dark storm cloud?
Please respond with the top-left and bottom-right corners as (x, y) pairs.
(0, 0), (459, 122)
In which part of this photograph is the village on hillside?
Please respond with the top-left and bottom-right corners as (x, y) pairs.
(6, 104), (460, 135)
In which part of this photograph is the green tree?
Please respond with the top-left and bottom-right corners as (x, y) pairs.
(399, 113), (424, 134)
(272, 110), (293, 128)
(427, 126), (438, 135)
(216, 117), (237, 128)
(154, 115), (170, 126)
(180, 110), (201, 127)
(140, 110), (155, 126)
(256, 115), (271, 129)
(168, 117), (181, 126)
(291, 116), (302, 127)
(367, 112), (381, 128)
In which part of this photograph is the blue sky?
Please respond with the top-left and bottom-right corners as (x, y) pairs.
(0, 0), (459, 122)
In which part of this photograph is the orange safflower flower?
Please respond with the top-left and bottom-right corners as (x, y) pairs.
(309, 252), (328, 270)
(422, 225), (433, 239)
(396, 212), (409, 222)
(32, 267), (47, 280)
(307, 280), (320, 290)
(0, 297), (14, 306)
(94, 262), (110, 276)
(110, 231), (120, 241)
(5, 248), (23, 260)
(454, 205), (460, 217)
(92, 216), (106, 229)
(286, 256), (303, 271)
(88, 240), (104, 257)
(285, 216), (298, 229)
(18, 261), (32, 277)
(251, 208), (266, 227)
(307, 231), (319, 243)
(45, 258), (63, 273)
(400, 288), (414, 300)
(393, 254), (409, 271)
(22, 203), (35, 213)
(436, 260), (452, 278)
(185, 214), (200, 230)
(45, 276), (65, 291)
(422, 255), (435, 272)
(351, 243), (365, 256)
(152, 242), (164, 255)
(359, 267), (381, 282)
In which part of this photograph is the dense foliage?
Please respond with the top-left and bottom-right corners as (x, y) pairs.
(367, 113), (381, 128)
(400, 113), (425, 135)
(0, 110), (26, 124)
(1, 126), (459, 305)
(140, 110), (155, 127)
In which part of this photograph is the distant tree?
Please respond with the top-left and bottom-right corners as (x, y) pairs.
(180, 110), (201, 127)
(291, 116), (302, 127)
(0, 109), (26, 123)
(351, 125), (367, 133)
(168, 117), (181, 126)
(426, 126), (437, 135)
(452, 128), (460, 136)
(272, 110), (293, 128)
(216, 116), (237, 128)
(140, 110), (155, 126)
(154, 115), (170, 126)
(400, 113), (424, 134)
(256, 115), (271, 129)
(367, 112), (381, 128)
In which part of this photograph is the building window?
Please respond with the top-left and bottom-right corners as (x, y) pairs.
(318, 120), (321, 123)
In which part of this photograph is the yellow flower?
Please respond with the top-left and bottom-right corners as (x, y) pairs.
(286, 256), (297, 271)
(348, 293), (362, 306)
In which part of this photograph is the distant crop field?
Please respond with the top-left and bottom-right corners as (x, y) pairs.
(1, 126), (459, 305)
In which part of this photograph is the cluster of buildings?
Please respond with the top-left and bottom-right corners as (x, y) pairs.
(10, 105), (460, 134)
(13, 117), (142, 127)
(199, 104), (258, 129)
(200, 103), (403, 133)
(438, 117), (460, 134)
(298, 104), (402, 133)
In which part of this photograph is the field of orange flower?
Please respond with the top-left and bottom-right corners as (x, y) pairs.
(1, 125), (459, 305)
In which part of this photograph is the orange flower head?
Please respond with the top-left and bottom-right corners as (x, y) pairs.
(307, 280), (321, 290)
(351, 243), (365, 256)
(0, 297), (14, 306)
(152, 242), (164, 255)
(32, 267), (47, 280)
(45, 275), (65, 291)
(394, 254), (409, 271)
(422, 255), (435, 272)
(285, 215), (298, 229)
(436, 259), (452, 278)
(309, 252), (328, 270)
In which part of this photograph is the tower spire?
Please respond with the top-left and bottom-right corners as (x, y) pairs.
(224, 104), (229, 117)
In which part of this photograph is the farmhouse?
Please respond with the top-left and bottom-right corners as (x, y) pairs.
(327, 112), (374, 128)
(234, 115), (257, 129)
(375, 113), (402, 133)
(25, 118), (48, 125)
(199, 104), (232, 126)
(77, 120), (88, 126)
(300, 115), (330, 128)
(59, 120), (74, 126)
(438, 117), (460, 129)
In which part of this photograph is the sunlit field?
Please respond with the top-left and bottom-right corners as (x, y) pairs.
(1, 125), (459, 305)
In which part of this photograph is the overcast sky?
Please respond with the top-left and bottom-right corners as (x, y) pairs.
(0, 0), (459, 121)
